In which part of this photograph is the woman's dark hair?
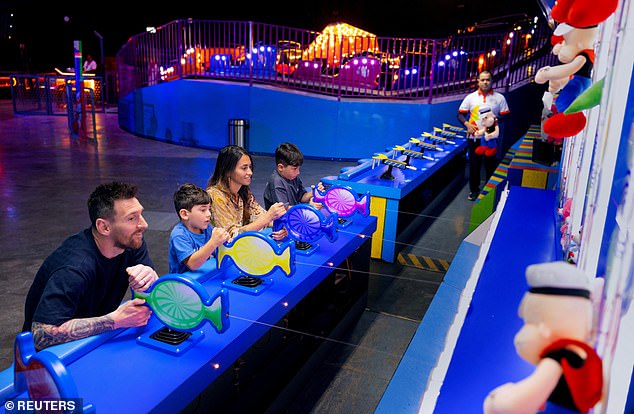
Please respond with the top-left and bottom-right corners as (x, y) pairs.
(206, 145), (254, 223)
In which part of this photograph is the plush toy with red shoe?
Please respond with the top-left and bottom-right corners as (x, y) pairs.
(535, 0), (618, 139)
(474, 106), (499, 158)
(535, 23), (598, 139)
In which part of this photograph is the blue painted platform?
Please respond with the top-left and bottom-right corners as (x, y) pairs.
(435, 186), (559, 412)
(375, 186), (559, 413)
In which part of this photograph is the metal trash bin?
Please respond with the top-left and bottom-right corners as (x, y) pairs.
(228, 119), (249, 148)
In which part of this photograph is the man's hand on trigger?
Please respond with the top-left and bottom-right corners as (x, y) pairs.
(127, 264), (158, 292)
(110, 298), (152, 329)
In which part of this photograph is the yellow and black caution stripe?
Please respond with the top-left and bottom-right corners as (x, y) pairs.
(397, 253), (450, 272)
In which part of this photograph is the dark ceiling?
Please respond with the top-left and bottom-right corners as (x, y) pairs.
(1, 1), (543, 72)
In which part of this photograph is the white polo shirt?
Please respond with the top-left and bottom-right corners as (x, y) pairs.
(459, 89), (510, 138)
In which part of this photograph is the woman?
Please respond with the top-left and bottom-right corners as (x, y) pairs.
(207, 145), (287, 239)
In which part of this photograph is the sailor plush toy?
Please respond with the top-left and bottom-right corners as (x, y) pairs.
(484, 261), (603, 414)
(474, 106), (499, 158)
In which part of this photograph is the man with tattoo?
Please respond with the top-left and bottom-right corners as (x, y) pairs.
(22, 182), (159, 350)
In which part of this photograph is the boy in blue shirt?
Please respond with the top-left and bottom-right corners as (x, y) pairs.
(168, 183), (231, 274)
(263, 142), (323, 209)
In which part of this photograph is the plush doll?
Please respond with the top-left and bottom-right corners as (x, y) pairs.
(474, 106), (499, 157)
(558, 197), (572, 229)
(559, 197), (573, 220)
(535, 23), (598, 139)
(540, 35), (569, 143)
(483, 261), (603, 414)
(558, 198), (573, 250)
(537, 0), (619, 139)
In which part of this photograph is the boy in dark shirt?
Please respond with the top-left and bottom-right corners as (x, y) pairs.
(263, 142), (323, 209)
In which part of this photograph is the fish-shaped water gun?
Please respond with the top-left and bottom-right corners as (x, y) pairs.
(217, 232), (295, 278)
(274, 203), (338, 243)
(133, 274), (230, 333)
(313, 185), (370, 218)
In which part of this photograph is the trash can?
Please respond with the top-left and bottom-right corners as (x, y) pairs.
(228, 119), (249, 148)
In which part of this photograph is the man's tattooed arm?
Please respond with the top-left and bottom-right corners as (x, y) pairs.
(31, 316), (115, 350)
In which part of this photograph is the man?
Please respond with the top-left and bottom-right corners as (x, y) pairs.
(457, 71), (510, 201)
(83, 54), (97, 73)
(23, 182), (158, 350)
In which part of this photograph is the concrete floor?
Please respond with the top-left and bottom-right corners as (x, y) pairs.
(0, 99), (476, 412)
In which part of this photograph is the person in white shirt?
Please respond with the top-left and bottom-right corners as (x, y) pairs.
(457, 71), (510, 201)
(83, 54), (97, 73)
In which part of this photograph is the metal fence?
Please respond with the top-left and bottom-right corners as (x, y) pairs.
(10, 74), (105, 115)
(116, 18), (557, 102)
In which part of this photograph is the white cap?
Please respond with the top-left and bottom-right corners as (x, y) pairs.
(525, 261), (591, 298)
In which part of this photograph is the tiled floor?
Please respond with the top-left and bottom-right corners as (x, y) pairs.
(0, 99), (476, 412)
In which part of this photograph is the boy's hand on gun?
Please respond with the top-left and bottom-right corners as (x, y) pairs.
(314, 182), (326, 193)
(309, 182), (325, 209)
(271, 227), (288, 241)
(211, 227), (232, 245)
(309, 199), (323, 210)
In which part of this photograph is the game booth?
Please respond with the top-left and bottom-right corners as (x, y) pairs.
(0, 207), (377, 412)
(2, 0), (634, 412)
(377, 0), (634, 413)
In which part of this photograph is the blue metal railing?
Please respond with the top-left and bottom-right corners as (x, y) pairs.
(115, 17), (555, 102)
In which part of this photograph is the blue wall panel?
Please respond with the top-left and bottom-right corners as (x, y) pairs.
(118, 80), (524, 161)
(248, 89), (340, 158)
(120, 81), (251, 151)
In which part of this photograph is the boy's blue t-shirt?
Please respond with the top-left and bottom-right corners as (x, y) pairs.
(168, 222), (213, 274)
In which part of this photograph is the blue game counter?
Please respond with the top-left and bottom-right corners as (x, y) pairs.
(0, 215), (377, 413)
(322, 138), (467, 262)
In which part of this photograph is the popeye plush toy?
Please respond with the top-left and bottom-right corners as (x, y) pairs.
(535, 0), (619, 139)
(483, 261), (603, 414)
(474, 106), (499, 158)
(535, 23), (597, 139)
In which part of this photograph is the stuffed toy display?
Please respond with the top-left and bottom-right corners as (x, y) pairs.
(540, 34), (567, 141)
(557, 197), (583, 263)
(558, 198), (573, 240)
(483, 261), (603, 414)
(535, 24), (598, 139)
(536, 0), (619, 139)
(474, 106), (499, 157)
